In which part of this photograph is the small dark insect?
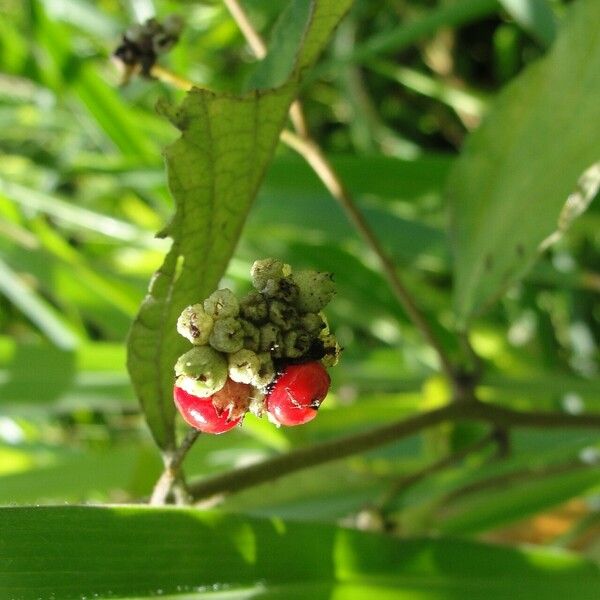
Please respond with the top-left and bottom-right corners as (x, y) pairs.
(112, 15), (183, 83)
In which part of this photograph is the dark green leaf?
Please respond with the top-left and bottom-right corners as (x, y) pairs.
(450, 0), (600, 326)
(2, 506), (599, 599)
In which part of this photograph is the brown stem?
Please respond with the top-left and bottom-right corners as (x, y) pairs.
(189, 402), (600, 504)
(149, 428), (200, 505)
(223, 0), (267, 58)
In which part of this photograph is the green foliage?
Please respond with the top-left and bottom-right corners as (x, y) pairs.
(2, 506), (600, 600)
(450, 0), (600, 325)
(0, 0), (599, 595)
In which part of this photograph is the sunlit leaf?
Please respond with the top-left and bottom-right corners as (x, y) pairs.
(2, 506), (599, 599)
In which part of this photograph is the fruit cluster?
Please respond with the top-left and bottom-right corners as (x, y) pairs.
(173, 259), (341, 433)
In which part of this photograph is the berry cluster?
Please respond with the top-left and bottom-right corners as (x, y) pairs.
(173, 259), (341, 433)
(113, 15), (183, 82)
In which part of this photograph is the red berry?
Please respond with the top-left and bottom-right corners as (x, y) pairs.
(266, 361), (330, 426)
(173, 379), (250, 434)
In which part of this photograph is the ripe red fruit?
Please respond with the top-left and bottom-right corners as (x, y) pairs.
(266, 361), (330, 426)
(173, 379), (250, 434)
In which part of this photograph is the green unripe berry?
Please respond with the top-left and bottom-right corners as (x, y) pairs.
(254, 352), (276, 388)
(204, 288), (239, 319)
(268, 300), (298, 331)
(262, 277), (299, 303)
(240, 319), (260, 352)
(177, 304), (213, 345)
(239, 291), (268, 324)
(174, 347), (227, 397)
(259, 323), (283, 357)
(320, 333), (341, 368)
(301, 312), (326, 335)
(209, 317), (244, 353)
(283, 330), (311, 358)
(292, 270), (336, 313)
(228, 349), (261, 385)
(250, 259), (290, 292)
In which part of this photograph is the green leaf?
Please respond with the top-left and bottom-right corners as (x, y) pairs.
(30, 0), (159, 161)
(439, 463), (600, 535)
(0, 446), (160, 503)
(499, 0), (557, 47)
(0, 340), (134, 412)
(126, 0), (353, 450)
(351, 0), (498, 61)
(247, 1), (313, 90)
(2, 506), (599, 599)
(450, 0), (600, 326)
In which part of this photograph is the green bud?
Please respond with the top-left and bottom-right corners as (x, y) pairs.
(125, 24), (145, 43)
(268, 300), (298, 331)
(228, 349), (260, 385)
(251, 259), (287, 291)
(301, 312), (327, 335)
(283, 330), (311, 358)
(239, 291), (268, 324)
(203, 288), (239, 319)
(240, 319), (260, 352)
(209, 317), (244, 353)
(320, 333), (341, 368)
(153, 32), (176, 55)
(177, 304), (213, 345)
(292, 270), (336, 313)
(254, 352), (276, 388)
(262, 277), (299, 303)
(259, 323), (283, 357)
(174, 347), (227, 397)
(248, 390), (266, 418)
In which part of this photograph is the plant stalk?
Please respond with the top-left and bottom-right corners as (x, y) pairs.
(188, 402), (600, 504)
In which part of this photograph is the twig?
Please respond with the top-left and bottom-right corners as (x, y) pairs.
(150, 65), (193, 91)
(149, 428), (200, 505)
(188, 402), (600, 504)
(223, 0), (266, 58)
(224, 0), (456, 381)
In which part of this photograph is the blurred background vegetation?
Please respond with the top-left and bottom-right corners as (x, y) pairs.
(0, 0), (598, 559)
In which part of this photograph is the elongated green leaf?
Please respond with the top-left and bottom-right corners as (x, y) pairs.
(0, 446), (160, 503)
(450, 0), (600, 326)
(0, 178), (159, 247)
(127, 0), (353, 449)
(0, 258), (78, 350)
(31, 0), (158, 160)
(439, 463), (600, 535)
(351, 0), (498, 61)
(2, 506), (599, 600)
